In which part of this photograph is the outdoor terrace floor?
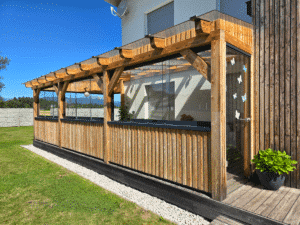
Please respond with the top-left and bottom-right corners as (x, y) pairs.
(220, 169), (300, 225)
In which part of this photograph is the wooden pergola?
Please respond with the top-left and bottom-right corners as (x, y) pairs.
(24, 13), (253, 201)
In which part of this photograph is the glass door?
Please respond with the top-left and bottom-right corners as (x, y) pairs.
(226, 46), (251, 179)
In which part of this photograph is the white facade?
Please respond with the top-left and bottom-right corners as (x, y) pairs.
(106, 0), (252, 46)
(123, 65), (212, 122)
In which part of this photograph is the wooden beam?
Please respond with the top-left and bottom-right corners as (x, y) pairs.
(180, 49), (210, 82)
(211, 29), (227, 201)
(108, 65), (127, 96)
(25, 82), (33, 88)
(61, 81), (70, 100)
(31, 79), (40, 86)
(225, 33), (252, 55)
(66, 67), (81, 75)
(92, 74), (103, 91)
(190, 17), (212, 34)
(44, 74), (57, 81)
(55, 71), (68, 79)
(120, 79), (125, 108)
(53, 84), (58, 96)
(145, 35), (165, 49)
(31, 31), (219, 90)
(98, 57), (110, 65)
(116, 48), (133, 59)
(103, 70), (112, 164)
(37, 77), (47, 83)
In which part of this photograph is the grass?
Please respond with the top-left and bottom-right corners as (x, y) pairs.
(0, 126), (176, 224)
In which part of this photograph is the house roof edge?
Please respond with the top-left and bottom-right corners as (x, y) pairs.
(103, 0), (122, 7)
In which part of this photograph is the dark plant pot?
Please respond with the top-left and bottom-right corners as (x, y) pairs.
(256, 169), (285, 190)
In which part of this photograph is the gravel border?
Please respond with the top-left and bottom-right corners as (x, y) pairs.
(21, 144), (211, 225)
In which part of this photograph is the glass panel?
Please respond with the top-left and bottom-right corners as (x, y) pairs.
(226, 46), (250, 169)
(40, 90), (57, 117)
(123, 49), (212, 122)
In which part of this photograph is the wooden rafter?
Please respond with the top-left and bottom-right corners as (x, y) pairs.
(108, 62), (128, 96)
(54, 70), (68, 79)
(180, 49), (210, 81)
(98, 57), (110, 65)
(67, 67), (82, 75)
(31, 29), (222, 90)
(190, 16), (212, 35)
(145, 35), (165, 49)
(115, 48), (133, 59)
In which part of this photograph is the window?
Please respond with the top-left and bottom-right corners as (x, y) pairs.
(147, 1), (174, 35)
(146, 82), (175, 120)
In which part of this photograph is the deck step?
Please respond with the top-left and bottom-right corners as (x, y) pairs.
(210, 215), (249, 225)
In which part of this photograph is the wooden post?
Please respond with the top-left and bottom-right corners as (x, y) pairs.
(211, 29), (227, 201)
(103, 70), (112, 164)
(111, 90), (114, 121)
(57, 81), (70, 148)
(120, 80), (125, 108)
(33, 88), (41, 140)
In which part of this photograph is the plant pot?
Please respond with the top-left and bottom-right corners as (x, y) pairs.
(256, 169), (285, 190)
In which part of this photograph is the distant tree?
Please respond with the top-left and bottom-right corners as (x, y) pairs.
(0, 53), (11, 100)
(0, 97), (34, 108)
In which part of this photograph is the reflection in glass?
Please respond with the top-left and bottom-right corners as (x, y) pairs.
(123, 50), (212, 122)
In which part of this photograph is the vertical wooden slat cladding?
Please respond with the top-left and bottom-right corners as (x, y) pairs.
(181, 130), (187, 186)
(264, 0), (270, 150)
(279, 0), (285, 154)
(59, 121), (104, 160)
(269, 0), (275, 151)
(34, 120), (59, 146)
(172, 130), (177, 183)
(285, 0), (291, 187)
(290, 0), (297, 189)
(254, 0), (299, 188)
(163, 128), (168, 180)
(192, 131), (197, 189)
(297, 0), (300, 189)
(107, 124), (211, 193)
(274, 0), (280, 151)
(259, 0), (265, 151)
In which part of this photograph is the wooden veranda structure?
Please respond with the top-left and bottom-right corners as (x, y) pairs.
(23, 11), (254, 202)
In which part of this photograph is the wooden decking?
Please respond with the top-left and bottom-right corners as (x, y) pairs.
(219, 171), (300, 225)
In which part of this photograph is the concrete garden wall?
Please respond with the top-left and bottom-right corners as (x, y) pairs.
(0, 108), (33, 127)
(50, 108), (121, 121)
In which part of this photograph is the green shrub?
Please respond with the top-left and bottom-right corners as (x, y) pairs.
(118, 105), (135, 121)
(251, 148), (298, 175)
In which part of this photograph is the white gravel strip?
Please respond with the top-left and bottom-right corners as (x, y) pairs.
(21, 144), (211, 225)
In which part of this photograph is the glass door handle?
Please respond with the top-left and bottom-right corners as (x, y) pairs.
(239, 118), (251, 122)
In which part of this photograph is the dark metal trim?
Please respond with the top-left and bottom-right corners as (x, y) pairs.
(226, 43), (251, 57)
(108, 120), (211, 132)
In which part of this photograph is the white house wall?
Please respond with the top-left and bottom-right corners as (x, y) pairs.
(123, 68), (212, 121)
(220, 0), (252, 24)
(119, 0), (251, 46)
(121, 0), (217, 46)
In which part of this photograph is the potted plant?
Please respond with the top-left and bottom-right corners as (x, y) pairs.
(251, 148), (298, 190)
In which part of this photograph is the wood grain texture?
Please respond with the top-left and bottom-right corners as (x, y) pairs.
(211, 28), (227, 201)
(290, 0), (297, 189)
(107, 125), (211, 193)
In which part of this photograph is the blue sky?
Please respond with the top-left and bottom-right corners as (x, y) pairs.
(0, 0), (122, 101)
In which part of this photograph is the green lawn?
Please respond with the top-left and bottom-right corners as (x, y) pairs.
(0, 126), (176, 224)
